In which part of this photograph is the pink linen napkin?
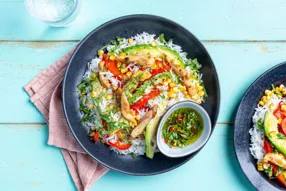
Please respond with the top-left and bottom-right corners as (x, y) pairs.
(24, 48), (109, 191)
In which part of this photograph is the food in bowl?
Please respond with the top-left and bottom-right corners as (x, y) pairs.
(250, 84), (286, 186)
(162, 108), (203, 148)
(77, 32), (207, 158)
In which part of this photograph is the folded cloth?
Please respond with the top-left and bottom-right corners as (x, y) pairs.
(24, 48), (108, 191)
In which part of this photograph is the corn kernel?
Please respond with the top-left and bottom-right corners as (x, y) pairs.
(192, 95), (199, 101)
(168, 91), (176, 98)
(89, 132), (95, 137)
(278, 118), (282, 124)
(173, 87), (179, 93)
(135, 115), (140, 121)
(151, 64), (159, 70)
(198, 90), (205, 97)
(143, 72), (151, 79)
(281, 104), (286, 111)
(98, 49), (104, 56)
(280, 84), (285, 91)
(126, 71), (132, 77)
(265, 90), (270, 96)
(89, 104), (94, 110)
(169, 83), (176, 88)
(198, 100), (202, 104)
(266, 96), (271, 101)
(258, 101), (264, 106)
(269, 131), (277, 137)
(91, 91), (97, 97)
(91, 73), (96, 79)
(105, 94), (113, 99)
(275, 87), (280, 93)
(117, 62), (122, 68)
(109, 54), (115, 61)
(120, 52), (126, 56)
(269, 91), (274, 96)
(133, 70), (143, 77)
(195, 82), (200, 88)
(128, 38), (133, 44)
(166, 78), (172, 83)
(109, 103), (115, 109)
(90, 126), (96, 131)
(257, 162), (264, 171)
(179, 86), (186, 92)
(184, 94), (190, 99)
(163, 81), (169, 86)
(262, 96), (267, 103)
(278, 94), (282, 98)
(121, 68), (128, 73)
(151, 40), (157, 46)
(269, 103), (274, 111)
(197, 86), (203, 91)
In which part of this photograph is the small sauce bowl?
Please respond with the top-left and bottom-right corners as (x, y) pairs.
(157, 101), (212, 158)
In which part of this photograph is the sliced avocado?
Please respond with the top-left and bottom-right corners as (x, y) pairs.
(91, 79), (103, 97)
(122, 44), (185, 69)
(264, 111), (286, 156)
(145, 102), (167, 159)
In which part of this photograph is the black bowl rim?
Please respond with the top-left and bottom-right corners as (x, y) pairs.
(234, 61), (286, 190)
(62, 14), (221, 175)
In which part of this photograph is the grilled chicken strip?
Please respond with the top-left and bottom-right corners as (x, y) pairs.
(117, 54), (154, 68)
(131, 105), (158, 138)
(263, 153), (286, 169)
(121, 92), (137, 126)
(98, 61), (111, 88)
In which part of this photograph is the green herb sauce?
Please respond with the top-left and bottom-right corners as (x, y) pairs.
(162, 108), (203, 148)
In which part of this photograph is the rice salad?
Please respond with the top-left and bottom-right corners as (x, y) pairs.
(250, 84), (286, 186)
(77, 32), (207, 159)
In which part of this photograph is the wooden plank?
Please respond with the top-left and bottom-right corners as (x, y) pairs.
(1, 41), (286, 123)
(0, 124), (254, 191)
(0, 42), (75, 123)
(1, 0), (286, 40)
(0, 124), (76, 190)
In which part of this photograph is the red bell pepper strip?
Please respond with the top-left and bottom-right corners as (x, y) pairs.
(271, 163), (286, 186)
(106, 60), (121, 76)
(93, 131), (99, 142)
(130, 88), (160, 111)
(274, 101), (286, 119)
(264, 136), (273, 153)
(150, 68), (166, 77)
(108, 141), (131, 150)
(280, 118), (286, 136)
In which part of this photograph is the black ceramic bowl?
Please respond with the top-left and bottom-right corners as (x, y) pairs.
(235, 62), (286, 190)
(62, 14), (220, 175)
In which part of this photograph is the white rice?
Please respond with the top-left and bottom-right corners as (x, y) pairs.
(249, 95), (283, 161)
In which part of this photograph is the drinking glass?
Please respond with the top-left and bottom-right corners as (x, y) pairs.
(25, 0), (82, 27)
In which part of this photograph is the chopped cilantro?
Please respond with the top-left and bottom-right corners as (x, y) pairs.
(185, 58), (201, 73)
(158, 34), (167, 44)
(277, 133), (286, 139)
(256, 119), (264, 130)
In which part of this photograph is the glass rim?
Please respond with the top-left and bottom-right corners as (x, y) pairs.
(24, 0), (81, 23)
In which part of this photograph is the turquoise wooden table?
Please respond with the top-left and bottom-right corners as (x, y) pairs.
(1, 0), (286, 190)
